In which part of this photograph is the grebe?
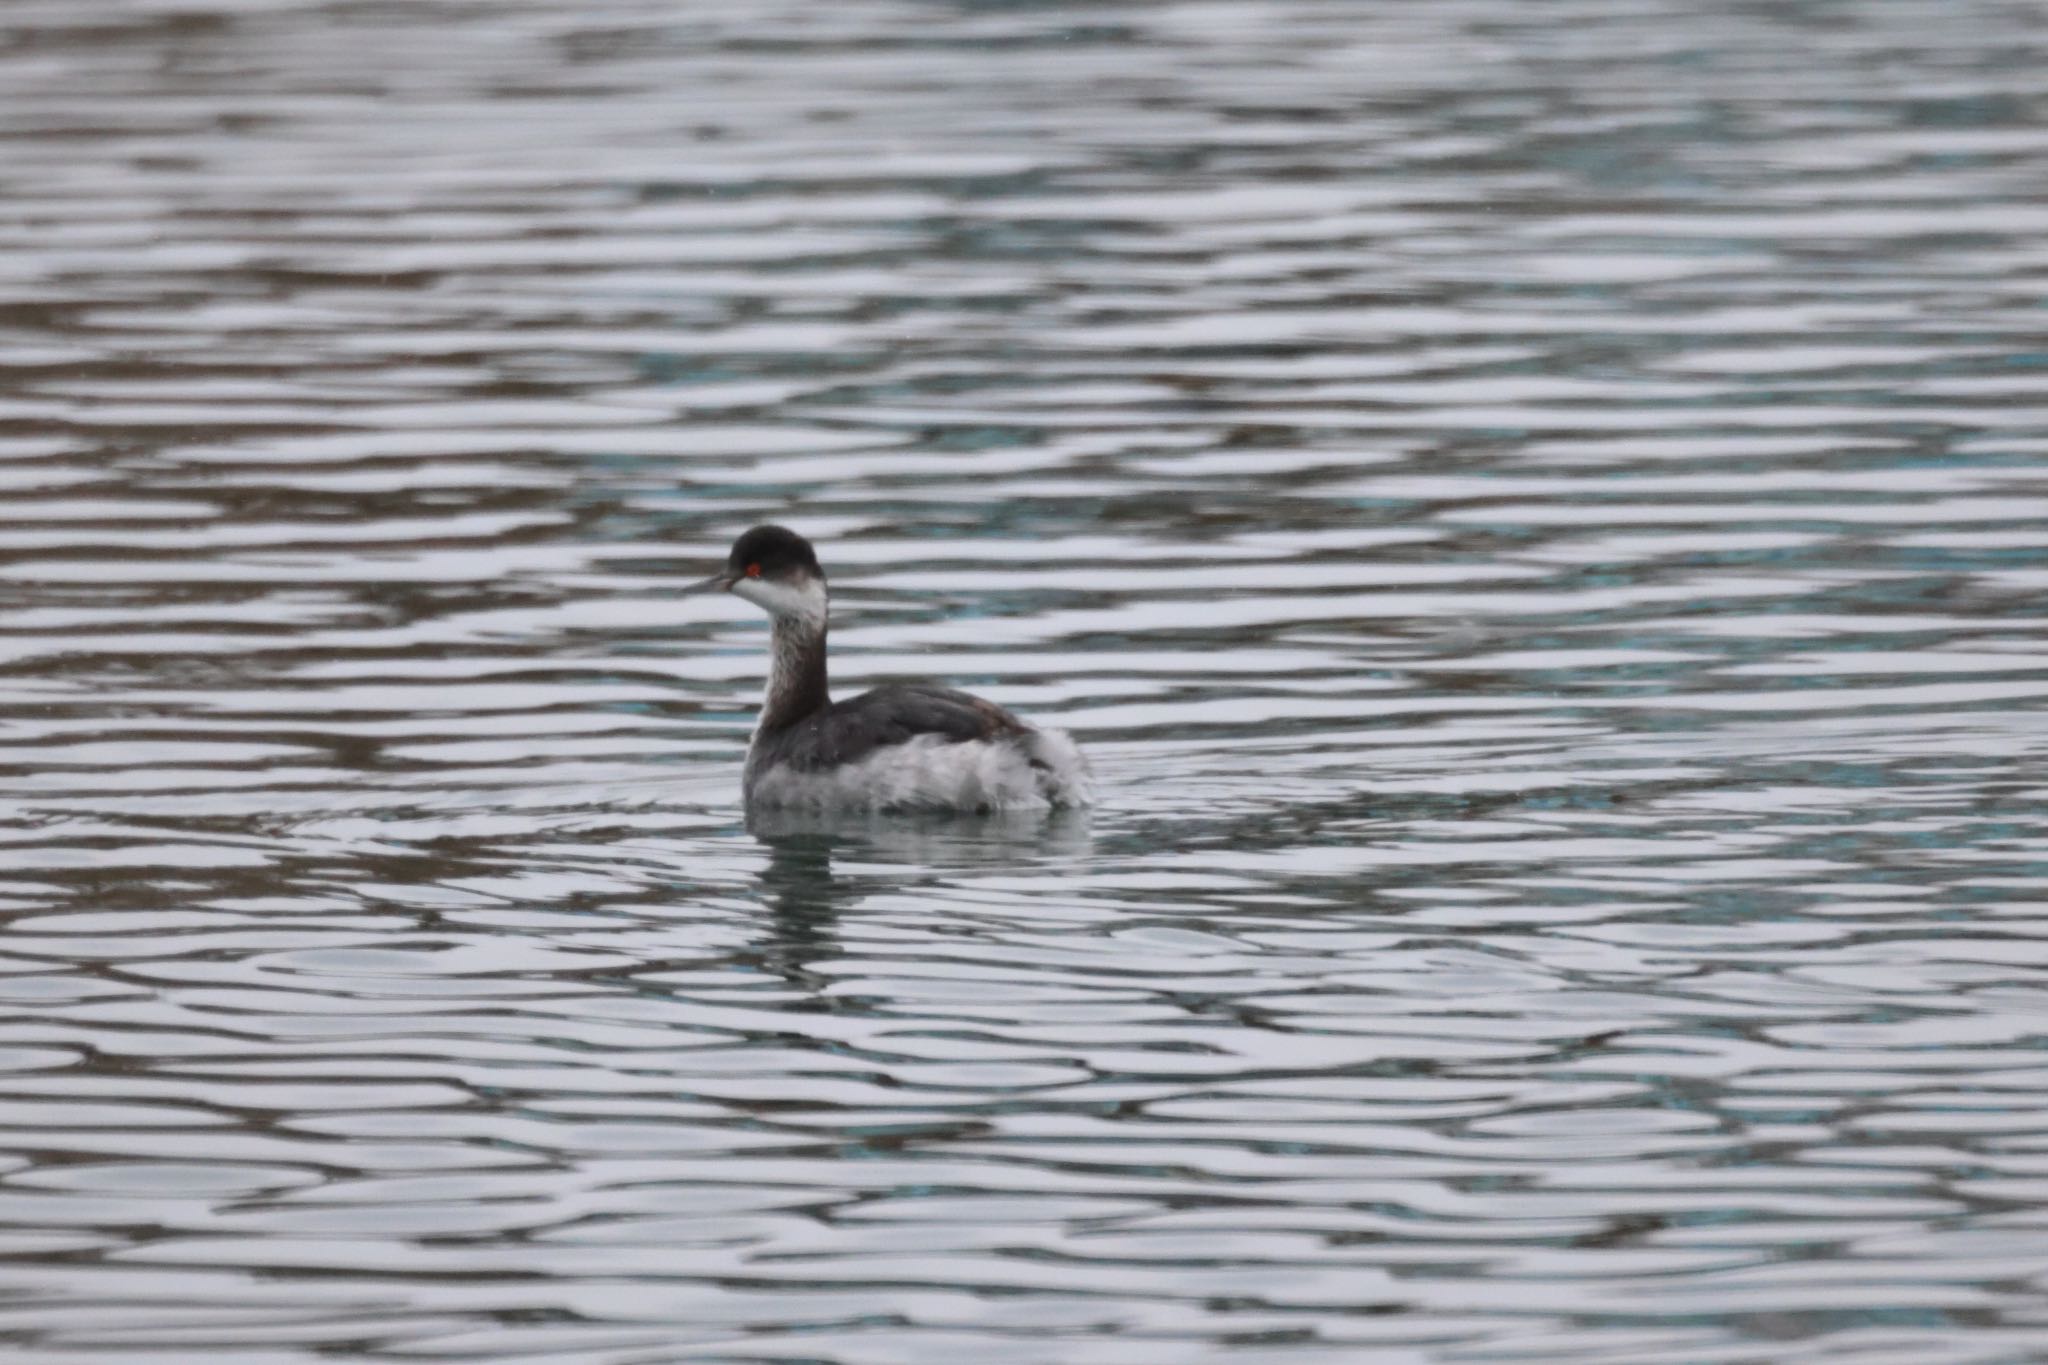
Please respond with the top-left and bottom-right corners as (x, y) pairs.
(690, 525), (1093, 812)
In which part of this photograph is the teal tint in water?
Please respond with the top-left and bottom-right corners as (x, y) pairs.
(3, 0), (2048, 1359)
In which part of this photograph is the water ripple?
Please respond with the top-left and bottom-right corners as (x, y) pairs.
(1, 0), (2046, 1360)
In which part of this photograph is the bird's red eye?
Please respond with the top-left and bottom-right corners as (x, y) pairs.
(745, 563), (762, 578)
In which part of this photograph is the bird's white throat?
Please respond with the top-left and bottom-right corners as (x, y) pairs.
(731, 573), (828, 627)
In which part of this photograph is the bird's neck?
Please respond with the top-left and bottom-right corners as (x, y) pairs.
(760, 616), (829, 733)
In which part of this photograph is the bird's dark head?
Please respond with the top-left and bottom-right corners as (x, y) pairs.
(726, 524), (822, 584)
(697, 524), (827, 623)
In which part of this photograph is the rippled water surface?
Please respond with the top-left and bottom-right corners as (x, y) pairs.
(5, 1), (2048, 1360)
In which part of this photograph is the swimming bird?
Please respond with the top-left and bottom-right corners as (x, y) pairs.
(690, 525), (1093, 812)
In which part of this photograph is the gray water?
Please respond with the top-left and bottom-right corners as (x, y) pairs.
(3, 1), (2048, 1360)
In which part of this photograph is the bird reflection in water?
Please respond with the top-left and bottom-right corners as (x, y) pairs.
(745, 807), (1094, 1001)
